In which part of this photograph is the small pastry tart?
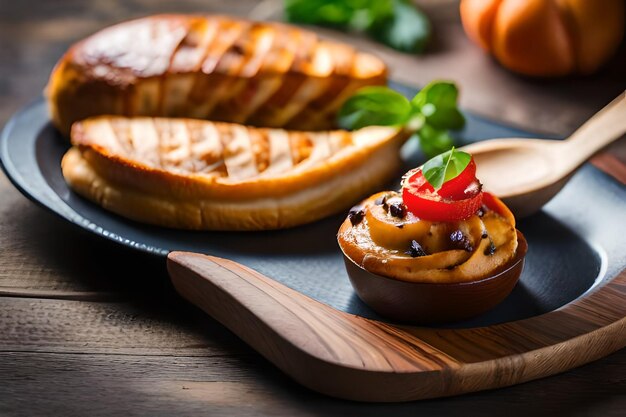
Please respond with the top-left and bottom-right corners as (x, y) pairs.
(337, 150), (527, 323)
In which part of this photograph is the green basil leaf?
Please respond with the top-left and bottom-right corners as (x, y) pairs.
(416, 124), (454, 159)
(338, 86), (412, 130)
(412, 81), (465, 130)
(422, 147), (471, 190)
(284, 0), (392, 31)
(284, 0), (355, 27)
(350, 0), (393, 31)
(284, 0), (428, 54)
(368, 0), (431, 53)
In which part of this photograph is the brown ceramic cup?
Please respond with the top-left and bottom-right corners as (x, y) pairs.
(342, 231), (528, 324)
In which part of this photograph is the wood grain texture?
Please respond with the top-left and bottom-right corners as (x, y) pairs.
(168, 251), (626, 402)
(1, 351), (624, 417)
(0, 297), (249, 356)
(0, 175), (166, 298)
(1, 0), (625, 414)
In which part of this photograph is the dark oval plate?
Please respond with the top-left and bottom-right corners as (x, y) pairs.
(2, 83), (624, 328)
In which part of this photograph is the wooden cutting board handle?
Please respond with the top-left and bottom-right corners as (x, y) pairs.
(167, 251), (626, 402)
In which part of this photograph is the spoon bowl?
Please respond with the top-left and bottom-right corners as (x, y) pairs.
(461, 92), (626, 217)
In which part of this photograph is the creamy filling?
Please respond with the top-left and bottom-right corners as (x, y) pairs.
(338, 191), (519, 284)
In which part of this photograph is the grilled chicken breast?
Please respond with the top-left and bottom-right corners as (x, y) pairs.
(47, 14), (388, 136)
(62, 116), (407, 230)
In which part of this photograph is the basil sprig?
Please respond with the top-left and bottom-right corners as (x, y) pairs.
(284, 0), (431, 53)
(422, 148), (471, 191)
(338, 81), (466, 157)
(337, 86), (411, 129)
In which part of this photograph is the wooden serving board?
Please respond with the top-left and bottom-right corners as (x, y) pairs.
(167, 252), (626, 402)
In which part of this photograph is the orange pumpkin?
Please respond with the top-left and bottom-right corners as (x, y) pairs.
(460, 0), (625, 76)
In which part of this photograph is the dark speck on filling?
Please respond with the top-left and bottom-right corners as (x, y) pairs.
(348, 206), (365, 226)
(406, 240), (427, 257)
(450, 230), (473, 252)
(389, 202), (406, 219)
(481, 232), (488, 239)
(396, 224), (404, 229)
(379, 192), (397, 210)
(484, 240), (497, 256)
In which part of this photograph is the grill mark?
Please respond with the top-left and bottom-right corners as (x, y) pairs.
(288, 132), (314, 166)
(154, 118), (174, 168)
(162, 18), (220, 116)
(238, 24), (276, 78)
(287, 42), (354, 128)
(220, 124), (258, 180)
(187, 19), (249, 119)
(211, 20), (254, 77)
(327, 131), (352, 153)
(247, 74), (307, 126)
(211, 25), (279, 123)
(170, 18), (219, 73)
(201, 19), (249, 75)
(112, 19), (189, 117)
(278, 42), (335, 127)
(292, 132), (332, 172)
(158, 119), (191, 170)
(249, 129), (270, 173)
(247, 31), (320, 127)
(208, 23), (274, 121)
(156, 22), (190, 118)
(261, 129), (294, 176)
(237, 26), (297, 125)
(258, 24), (297, 74)
(306, 79), (365, 130)
(289, 30), (319, 73)
(274, 78), (332, 127)
(129, 118), (160, 167)
(189, 121), (223, 173)
(108, 118), (133, 156)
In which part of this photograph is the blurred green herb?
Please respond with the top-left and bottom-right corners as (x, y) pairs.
(284, 0), (431, 53)
(338, 81), (466, 158)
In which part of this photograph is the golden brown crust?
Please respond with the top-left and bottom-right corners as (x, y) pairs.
(62, 116), (407, 231)
(337, 193), (519, 284)
(46, 14), (387, 136)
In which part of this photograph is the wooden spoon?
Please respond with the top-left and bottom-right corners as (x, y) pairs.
(461, 91), (626, 217)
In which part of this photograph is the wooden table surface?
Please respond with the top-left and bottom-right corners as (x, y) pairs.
(1, 1), (624, 416)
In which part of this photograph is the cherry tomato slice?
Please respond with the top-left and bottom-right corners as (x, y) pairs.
(402, 158), (477, 200)
(481, 192), (516, 226)
(401, 159), (483, 222)
(482, 192), (501, 214)
(402, 184), (483, 221)
(438, 158), (477, 199)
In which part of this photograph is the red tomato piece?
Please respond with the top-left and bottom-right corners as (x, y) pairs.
(438, 158), (477, 199)
(401, 159), (483, 222)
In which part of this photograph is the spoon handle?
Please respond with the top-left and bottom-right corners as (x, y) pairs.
(563, 91), (626, 167)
